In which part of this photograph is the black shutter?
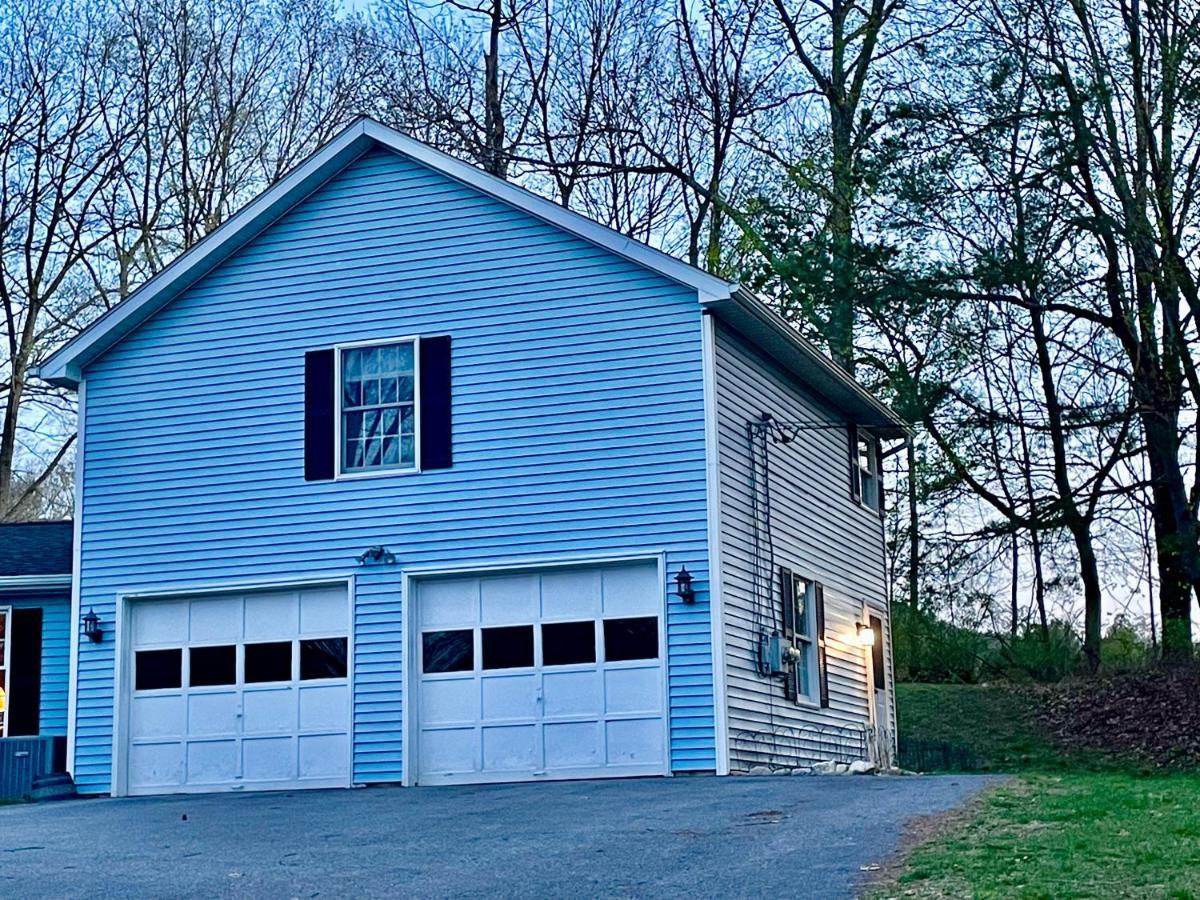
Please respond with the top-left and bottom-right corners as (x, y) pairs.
(870, 615), (886, 690)
(875, 437), (885, 516)
(304, 349), (336, 481)
(779, 567), (796, 700)
(815, 583), (830, 708)
(419, 335), (453, 470)
(848, 425), (861, 503)
(8, 608), (43, 736)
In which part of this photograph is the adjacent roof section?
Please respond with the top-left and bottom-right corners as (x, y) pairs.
(0, 520), (74, 578)
(34, 117), (907, 436)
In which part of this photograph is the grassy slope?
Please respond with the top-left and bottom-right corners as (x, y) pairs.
(880, 684), (1200, 899)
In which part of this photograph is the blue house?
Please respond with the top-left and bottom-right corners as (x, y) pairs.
(37, 119), (905, 796)
(0, 521), (73, 767)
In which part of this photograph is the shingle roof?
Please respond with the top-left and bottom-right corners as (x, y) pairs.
(0, 520), (73, 577)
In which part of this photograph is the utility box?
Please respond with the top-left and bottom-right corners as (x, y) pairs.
(761, 633), (800, 676)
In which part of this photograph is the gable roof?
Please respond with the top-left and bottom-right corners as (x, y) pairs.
(0, 520), (73, 579)
(35, 117), (905, 437)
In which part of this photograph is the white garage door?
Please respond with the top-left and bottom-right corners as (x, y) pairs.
(123, 584), (350, 796)
(415, 560), (668, 785)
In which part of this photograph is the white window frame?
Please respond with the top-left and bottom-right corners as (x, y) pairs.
(789, 575), (820, 706)
(333, 335), (422, 479)
(0, 605), (10, 737)
(855, 431), (880, 511)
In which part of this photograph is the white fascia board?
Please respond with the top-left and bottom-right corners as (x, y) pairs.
(702, 286), (909, 437)
(35, 117), (735, 389)
(0, 574), (73, 590)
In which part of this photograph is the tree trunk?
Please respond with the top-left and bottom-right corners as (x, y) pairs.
(483, 0), (506, 179)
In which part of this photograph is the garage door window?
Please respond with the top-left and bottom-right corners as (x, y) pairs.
(603, 617), (658, 662)
(245, 641), (291, 683)
(135, 648), (182, 691)
(542, 621), (596, 666)
(189, 645), (236, 687)
(423, 630), (473, 673)
(482, 625), (534, 669)
(300, 638), (348, 679)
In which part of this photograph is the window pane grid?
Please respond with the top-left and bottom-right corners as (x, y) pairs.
(341, 341), (416, 472)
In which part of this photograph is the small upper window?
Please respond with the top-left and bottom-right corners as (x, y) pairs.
(340, 341), (416, 473)
(854, 430), (880, 510)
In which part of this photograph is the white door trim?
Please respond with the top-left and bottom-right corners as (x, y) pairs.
(0, 605), (11, 738)
(401, 552), (670, 787)
(112, 576), (354, 798)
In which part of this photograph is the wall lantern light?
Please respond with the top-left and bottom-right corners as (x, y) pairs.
(675, 566), (696, 604)
(856, 622), (876, 647)
(81, 607), (103, 643)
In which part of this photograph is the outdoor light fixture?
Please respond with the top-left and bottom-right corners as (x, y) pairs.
(856, 622), (875, 647)
(81, 607), (103, 643)
(675, 566), (696, 604)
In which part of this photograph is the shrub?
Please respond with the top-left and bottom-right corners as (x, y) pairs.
(995, 622), (1082, 682)
(892, 603), (988, 683)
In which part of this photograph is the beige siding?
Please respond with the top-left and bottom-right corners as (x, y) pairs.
(713, 319), (895, 771)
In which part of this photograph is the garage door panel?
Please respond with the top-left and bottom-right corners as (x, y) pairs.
(299, 685), (350, 731)
(601, 565), (660, 617)
(187, 692), (240, 736)
(189, 597), (241, 643)
(481, 675), (536, 721)
(419, 580), (477, 627)
(129, 742), (184, 788)
(544, 722), (601, 768)
(604, 668), (662, 716)
(540, 569), (601, 619)
(242, 687), (295, 734)
(186, 740), (238, 784)
(130, 695), (185, 739)
(133, 601), (188, 645)
(300, 588), (346, 634)
(482, 724), (537, 770)
(542, 670), (601, 718)
(243, 592), (298, 640)
(420, 678), (477, 726)
(480, 574), (538, 624)
(421, 727), (477, 774)
(606, 718), (664, 765)
(243, 736), (296, 782)
(298, 734), (350, 779)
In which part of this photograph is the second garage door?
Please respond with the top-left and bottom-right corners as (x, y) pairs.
(123, 584), (350, 796)
(414, 560), (668, 785)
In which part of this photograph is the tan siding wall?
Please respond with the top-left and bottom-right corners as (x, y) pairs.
(713, 319), (895, 771)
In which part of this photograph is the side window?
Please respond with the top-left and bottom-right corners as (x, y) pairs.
(850, 426), (881, 511)
(340, 341), (417, 473)
(779, 568), (828, 706)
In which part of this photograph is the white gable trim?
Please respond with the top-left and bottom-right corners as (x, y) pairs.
(35, 118), (732, 388)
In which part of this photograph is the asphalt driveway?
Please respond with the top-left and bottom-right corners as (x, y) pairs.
(0, 775), (993, 898)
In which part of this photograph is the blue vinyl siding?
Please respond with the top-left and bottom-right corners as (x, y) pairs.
(74, 147), (715, 792)
(4, 592), (71, 736)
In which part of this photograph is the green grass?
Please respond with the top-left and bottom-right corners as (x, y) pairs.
(895, 683), (1062, 771)
(880, 684), (1200, 898)
(881, 773), (1200, 898)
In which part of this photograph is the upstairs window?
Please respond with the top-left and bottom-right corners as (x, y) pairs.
(850, 426), (881, 511)
(340, 340), (417, 474)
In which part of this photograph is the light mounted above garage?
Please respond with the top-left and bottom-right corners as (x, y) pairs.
(674, 566), (696, 604)
(357, 545), (396, 566)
